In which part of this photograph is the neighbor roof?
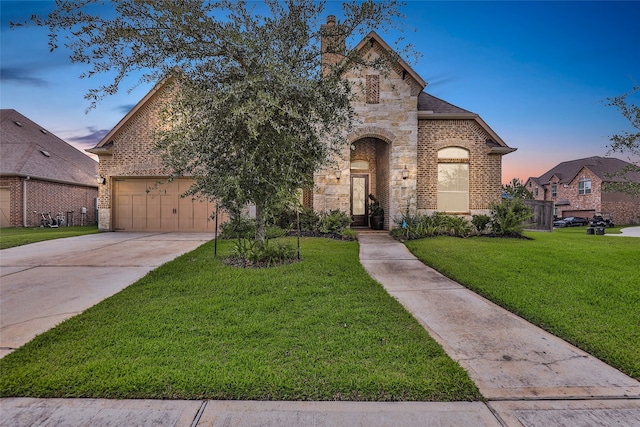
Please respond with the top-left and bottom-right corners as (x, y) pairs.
(530, 156), (640, 185)
(0, 109), (98, 186)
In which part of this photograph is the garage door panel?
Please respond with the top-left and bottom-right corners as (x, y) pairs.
(160, 194), (176, 230)
(114, 178), (224, 232)
(132, 195), (147, 230)
(116, 194), (132, 230)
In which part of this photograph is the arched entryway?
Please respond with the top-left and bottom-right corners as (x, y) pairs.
(350, 137), (390, 228)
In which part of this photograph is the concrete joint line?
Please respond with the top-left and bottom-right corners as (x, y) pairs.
(0, 266), (37, 277)
(488, 396), (640, 403)
(485, 402), (509, 427)
(1, 311), (82, 329)
(190, 400), (207, 427)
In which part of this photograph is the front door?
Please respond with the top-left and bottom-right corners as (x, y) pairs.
(351, 174), (369, 227)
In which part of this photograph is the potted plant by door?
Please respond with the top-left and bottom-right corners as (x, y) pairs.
(368, 194), (384, 230)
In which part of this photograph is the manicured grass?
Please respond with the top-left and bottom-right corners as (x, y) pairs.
(405, 227), (640, 380)
(0, 238), (480, 401)
(0, 226), (99, 249)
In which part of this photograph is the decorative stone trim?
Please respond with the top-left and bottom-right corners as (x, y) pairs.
(347, 126), (395, 145)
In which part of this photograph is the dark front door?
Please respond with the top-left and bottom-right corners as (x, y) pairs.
(351, 174), (369, 227)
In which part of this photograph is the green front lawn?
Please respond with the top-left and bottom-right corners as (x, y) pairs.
(0, 238), (480, 401)
(405, 227), (640, 380)
(0, 226), (99, 250)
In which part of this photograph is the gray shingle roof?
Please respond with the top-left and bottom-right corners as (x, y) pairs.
(1, 109), (98, 187)
(531, 156), (640, 185)
(418, 92), (474, 115)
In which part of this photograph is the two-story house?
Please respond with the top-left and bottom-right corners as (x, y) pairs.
(525, 156), (640, 225)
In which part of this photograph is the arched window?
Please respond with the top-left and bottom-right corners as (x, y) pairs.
(438, 147), (469, 213)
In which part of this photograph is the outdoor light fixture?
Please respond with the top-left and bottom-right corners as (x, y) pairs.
(335, 169), (342, 180)
(402, 165), (409, 180)
(97, 175), (106, 185)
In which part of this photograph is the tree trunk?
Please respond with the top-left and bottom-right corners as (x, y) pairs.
(255, 201), (266, 244)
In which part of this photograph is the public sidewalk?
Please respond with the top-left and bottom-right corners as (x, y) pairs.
(1, 232), (639, 426)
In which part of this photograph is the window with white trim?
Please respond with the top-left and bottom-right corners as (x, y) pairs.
(437, 147), (469, 213)
(551, 184), (557, 198)
(578, 178), (591, 195)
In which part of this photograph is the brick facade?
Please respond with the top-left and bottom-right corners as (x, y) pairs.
(416, 119), (502, 214)
(0, 176), (97, 227)
(95, 87), (169, 230)
(529, 165), (640, 225)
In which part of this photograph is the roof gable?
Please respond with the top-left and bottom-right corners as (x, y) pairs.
(88, 78), (170, 153)
(417, 92), (514, 153)
(1, 109), (98, 186)
(354, 31), (427, 91)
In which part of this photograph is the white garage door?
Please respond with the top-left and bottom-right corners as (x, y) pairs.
(0, 188), (10, 228)
(113, 178), (227, 232)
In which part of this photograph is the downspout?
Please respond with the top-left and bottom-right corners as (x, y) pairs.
(23, 176), (30, 227)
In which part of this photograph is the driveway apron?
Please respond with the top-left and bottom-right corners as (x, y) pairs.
(358, 233), (640, 401)
(0, 232), (214, 358)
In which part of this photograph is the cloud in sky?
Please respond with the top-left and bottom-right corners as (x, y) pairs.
(67, 127), (109, 147)
(0, 67), (48, 87)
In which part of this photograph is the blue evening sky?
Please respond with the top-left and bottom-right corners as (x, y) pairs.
(1, 1), (639, 183)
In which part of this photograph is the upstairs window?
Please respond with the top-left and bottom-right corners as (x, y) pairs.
(551, 184), (557, 198)
(578, 178), (591, 195)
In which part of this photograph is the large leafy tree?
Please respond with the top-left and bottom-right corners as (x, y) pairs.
(603, 84), (640, 197)
(17, 0), (409, 241)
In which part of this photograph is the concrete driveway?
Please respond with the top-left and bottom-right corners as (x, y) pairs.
(0, 232), (214, 358)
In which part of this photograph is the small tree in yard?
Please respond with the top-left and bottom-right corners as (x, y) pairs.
(603, 84), (640, 197)
(15, 0), (410, 242)
(502, 178), (533, 199)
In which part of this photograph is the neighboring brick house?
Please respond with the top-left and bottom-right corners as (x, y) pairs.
(525, 156), (640, 225)
(0, 109), (98, 228)
(88, 19), (515, 232)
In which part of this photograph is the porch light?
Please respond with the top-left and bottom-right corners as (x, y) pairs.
(335, 169), (342, 180)
(97, 175), (106, 185)
(402, 165), (409, 180)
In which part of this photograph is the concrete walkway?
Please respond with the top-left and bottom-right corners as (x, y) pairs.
(607, 225), (640, 237)
(1, 232), (639, 426)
